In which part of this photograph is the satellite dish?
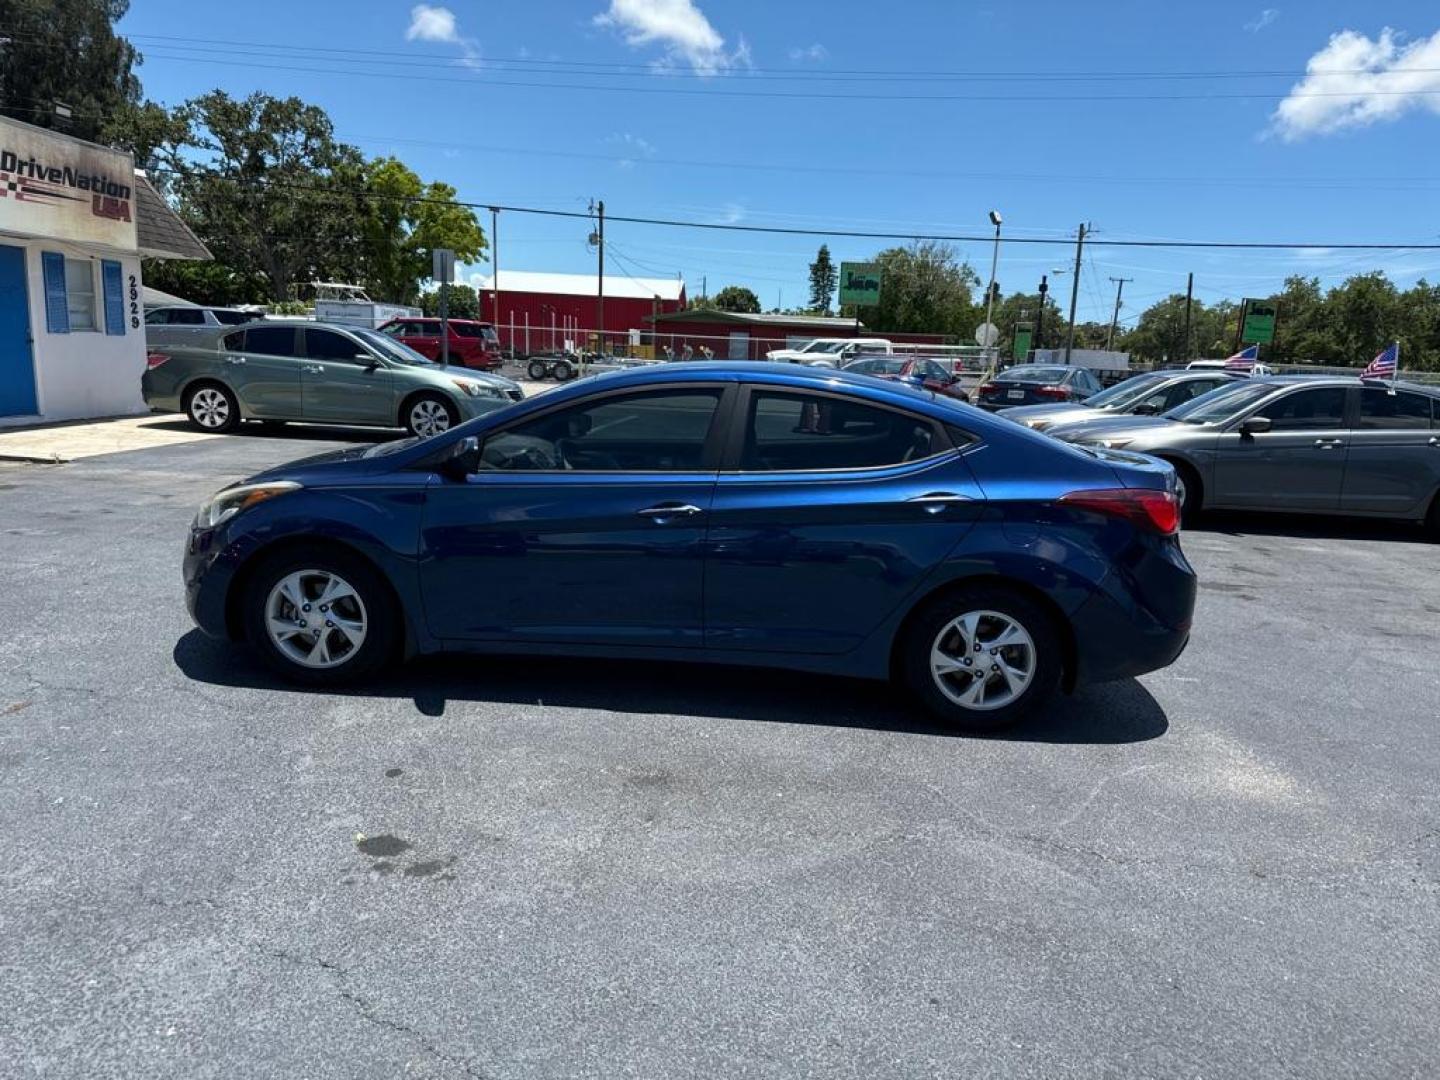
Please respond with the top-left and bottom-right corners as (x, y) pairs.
(974, 322), (999, 348)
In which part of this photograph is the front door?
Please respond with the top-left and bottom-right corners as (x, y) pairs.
(1341, 388), (1439, 517)
(300, 327), (395, 425)
(0, 246), (37, 417)
(705, 388), (983, 654)
(1211, 385), (1350, 511)
(419, 386), (729, 645)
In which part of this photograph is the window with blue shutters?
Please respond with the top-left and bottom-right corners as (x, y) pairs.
(41, 252), (69, 334)
(102, 261), (125, 336)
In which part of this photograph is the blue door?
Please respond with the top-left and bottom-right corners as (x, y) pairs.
(0, 246), (38, 417)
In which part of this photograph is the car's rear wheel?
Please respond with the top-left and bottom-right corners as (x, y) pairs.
(527, 358), (550, 381)
(899, 586), (1063, 732)
(1169, 460), (1203, 524)
(403, 393), (458, 438)
(185, 382), (240, 433)
(243, 547), (398, 685)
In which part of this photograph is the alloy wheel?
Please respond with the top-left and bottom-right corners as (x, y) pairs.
(190, 388), (231, 429)
(409, 399), (452, 437)
(264, 570), (368, 669)
(929, 609), (1037, 711)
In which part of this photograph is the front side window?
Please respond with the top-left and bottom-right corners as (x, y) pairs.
(244, 326), (298, 357)
(1358, 388), (1434, 430)
(481, 390), (723, 472)
(305, 329), (367, 362)
(1255, 387), (1347, 431)
(742, 391), (939, 472)
(65, 258), (97, 331)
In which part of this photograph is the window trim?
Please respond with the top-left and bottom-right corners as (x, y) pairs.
(472, 382), (738, 475)
(64, 256), (99, 333)
(720, 384), (957, 475)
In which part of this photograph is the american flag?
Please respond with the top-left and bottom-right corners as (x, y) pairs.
(1361, 343), (1399, 380)
(1223, 345), (1260, 372)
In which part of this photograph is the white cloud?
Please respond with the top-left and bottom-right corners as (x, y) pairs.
(594, 0), (742, 74)
(789, 43), (828, 62)
(405, 4), (481, 70)
(1245, 9), (1279, 33)
(714, 202), (745, 225)
(1272, 28), (1440, 140)
(606, 132), (657, 169)
(407, 4), (459, 42)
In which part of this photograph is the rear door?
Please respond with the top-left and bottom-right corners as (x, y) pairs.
(228, 325), (305, 419)
(1340, 388), (1439, 517)
(703, 386), (983, 654)
(1211, 385), (1349, 511)
(299, 327), (395, 425)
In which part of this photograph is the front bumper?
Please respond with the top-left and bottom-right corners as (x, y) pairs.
(184, 522), (250, 638)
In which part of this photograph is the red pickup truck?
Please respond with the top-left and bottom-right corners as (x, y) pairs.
(377, 318), (504, 370)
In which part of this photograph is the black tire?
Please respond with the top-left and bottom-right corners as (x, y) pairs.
(527, 358), (550, 381)
(401, 392), (459, 438)
(898, 585), (1064, 732)
(184, 381), (240, 433)
(1169, 460), (1203, 524)
(242, 546), (399, 686)
(552, 359), (575, 382)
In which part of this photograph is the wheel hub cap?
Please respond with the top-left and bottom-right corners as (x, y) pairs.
(411, 401), (450, 437)
(929, 610), (1036, 711)
(265, 570), (367, 669)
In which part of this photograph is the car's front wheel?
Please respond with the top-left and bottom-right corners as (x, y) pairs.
(900, 586), (1063, 732)
(185, 382), (240, 433)
(403, 393), (458, 438)
(243, 547), (398, 685)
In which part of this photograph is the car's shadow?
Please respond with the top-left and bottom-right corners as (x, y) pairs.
(143, 416), (394, 444)
(1192, 510), (1431, 544)
(173, 630), (1168, 745)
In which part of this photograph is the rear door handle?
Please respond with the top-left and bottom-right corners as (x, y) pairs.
(907, 492), (973, 514)
(224, 356), (246, 366)
(304, 364), (325, 374)
(636, 503), (703, 520)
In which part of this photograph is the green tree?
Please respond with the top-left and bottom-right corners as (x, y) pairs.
(993, 289), (1068, 354)
(807, 244), (838, 315)
(848, 241), (980, 338)
(0, 0), (140, 143)
(359, 157), (486, 304)
(140, 259), (270, 306)
(1324, 271), (1401, 362)
(419, 283), (480, 319)
(712, 285), (761, 313)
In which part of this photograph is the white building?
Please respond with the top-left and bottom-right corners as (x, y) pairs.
(0, 115), (209, 427)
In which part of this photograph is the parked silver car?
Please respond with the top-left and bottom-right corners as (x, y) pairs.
(142, 321), (523, 436)
(1001, 370), (1241, 432)
(1054, 376), (1440, 530)
(144, 305), (256, 348)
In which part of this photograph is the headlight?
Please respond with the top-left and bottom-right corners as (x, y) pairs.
(1094, 437), (1133, 450)
(195, 481), (301, 529)
(452, 379), (503, 399)
(1022, 419), (1049, 430)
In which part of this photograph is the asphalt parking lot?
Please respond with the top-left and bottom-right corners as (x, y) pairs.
(2, 426), (1437, 1079)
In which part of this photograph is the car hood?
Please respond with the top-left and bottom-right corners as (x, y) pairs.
(1051, 415), (1189, 443)
(998, 402), (1099, 429)
(244, 440), (415, 483)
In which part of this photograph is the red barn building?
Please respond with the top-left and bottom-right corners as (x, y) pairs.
(472, 270), (686, 353)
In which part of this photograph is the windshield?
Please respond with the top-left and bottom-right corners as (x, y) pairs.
(1002, 366), (1072, 384)
(1083, 373), (1169, 408)
(354, 327), (435, 367)
(1168, 380), (1277, 423)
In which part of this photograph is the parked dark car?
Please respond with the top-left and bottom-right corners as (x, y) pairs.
(182, 363), (1196, 732)
(975, 364), (1104, 410)
(1055, 376), (1440, 528)
(1001, 370), (1243, 432)
(842, 355), (970, 402)
(376, 317), (504, 370)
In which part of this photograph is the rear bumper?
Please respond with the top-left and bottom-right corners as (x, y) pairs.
(1070, 537), (1197, 685)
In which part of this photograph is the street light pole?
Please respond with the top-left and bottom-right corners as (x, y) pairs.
(1036, 274), (1049, 347)
(984, 210), (1003, 365)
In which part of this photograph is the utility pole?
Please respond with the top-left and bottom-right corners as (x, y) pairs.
(594, 200), (605, 356)
(1182, 273), (1194, 361)
(1063, 223), (1087, 364)
(984, 210), (1003, 365)
(701, 275), (706, 303)
(489, 207), (500, 344)
(1106, 276), (1133, 351)
(1036, 274), (1049, 347)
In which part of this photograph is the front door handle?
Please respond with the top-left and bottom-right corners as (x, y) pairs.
(224, 356), (246, 366)
(636, 503), (703, 520)
(1313, 438), (1344, 449)
(907, 492), (973, 514)
(1429, 437), (1439, 448)
(304, 364), (325, 374)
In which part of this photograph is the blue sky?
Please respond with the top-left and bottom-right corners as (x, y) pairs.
(117, 1), (1440, 328)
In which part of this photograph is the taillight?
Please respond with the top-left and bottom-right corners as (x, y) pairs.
(977, 382), (998, 395)
(1059, 488), (1180, 536)
(1034, 385), (1070, 400)
(146, 353), (170, 369)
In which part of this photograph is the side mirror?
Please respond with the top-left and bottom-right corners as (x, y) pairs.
(439, 435), (481, 479)
(1239, 415), (1272, 436)
(1132, 402), (1159, 416)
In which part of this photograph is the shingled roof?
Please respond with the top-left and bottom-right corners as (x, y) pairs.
(134, 172), (211, 261)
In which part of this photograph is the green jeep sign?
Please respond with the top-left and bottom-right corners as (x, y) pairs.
(1241, 300), (1278, 345)
(839, 262), (882, 307)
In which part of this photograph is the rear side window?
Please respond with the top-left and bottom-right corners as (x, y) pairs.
(1358, 389), (1434, 430)
(244, 326), (297, 357)
(452, 323), (488, 339)
(222, 331), (244, 350)
(1256, 387), (1346, 430)
(145, 309), (169, 324)
(741, 391), (939, 471)
(212, 309), (250, 326)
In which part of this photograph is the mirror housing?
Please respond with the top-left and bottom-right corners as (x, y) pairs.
(1132, 401), (1160, 416)
(1239, 415), (1272, 436)
(439, 435), (482, 479)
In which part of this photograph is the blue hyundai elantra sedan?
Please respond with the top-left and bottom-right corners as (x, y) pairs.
(183, 362), (1196, 731)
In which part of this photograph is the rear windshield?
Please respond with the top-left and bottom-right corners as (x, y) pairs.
(1002, 367), (1072, 384)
